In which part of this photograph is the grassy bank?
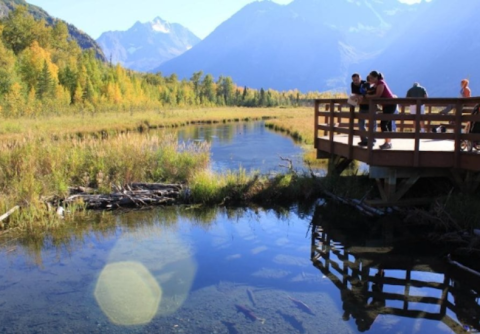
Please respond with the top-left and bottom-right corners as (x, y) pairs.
(0, 106), (320, 231)
(0, 107), (312, 143)
(0, 132), (210, 230)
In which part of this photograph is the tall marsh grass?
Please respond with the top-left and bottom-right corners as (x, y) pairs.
(0, 132), (210, 230)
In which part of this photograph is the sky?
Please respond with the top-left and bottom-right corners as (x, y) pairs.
(26, 0), (431, 40)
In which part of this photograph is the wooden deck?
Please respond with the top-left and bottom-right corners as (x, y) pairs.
(314, 97), (480, 204)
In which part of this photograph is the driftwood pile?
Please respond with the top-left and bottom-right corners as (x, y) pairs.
(64, 183), (183, 210)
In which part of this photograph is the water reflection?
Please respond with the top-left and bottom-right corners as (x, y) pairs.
(1, 205), (480, 333)
(176, 121), (307, 173)
(310, 210), (480, 333)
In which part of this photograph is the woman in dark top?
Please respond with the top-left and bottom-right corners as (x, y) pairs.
(364, 71), (396, 149)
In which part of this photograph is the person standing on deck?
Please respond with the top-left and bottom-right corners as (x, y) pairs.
(461, 79), (471, 98)
(351, 73), (376, 146)
(364, 71), (396, 150)
(406, 82), (428, 133)
(439, 79), (472, 115)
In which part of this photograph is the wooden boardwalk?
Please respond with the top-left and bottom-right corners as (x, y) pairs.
(314, 97), (480, 204)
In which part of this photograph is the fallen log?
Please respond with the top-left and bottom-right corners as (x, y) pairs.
(0, 206), (20, 227)
(63, 183), (182, 210)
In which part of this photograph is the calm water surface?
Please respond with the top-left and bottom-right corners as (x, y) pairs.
(0, 206), (478, 333)
(176, 121), (310, 174)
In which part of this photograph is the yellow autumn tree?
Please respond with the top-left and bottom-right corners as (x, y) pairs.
(3, 82), (25, 117)
(17, 41), (58, 92)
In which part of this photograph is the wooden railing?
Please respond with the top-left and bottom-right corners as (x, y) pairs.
(314, 97), (480, 169)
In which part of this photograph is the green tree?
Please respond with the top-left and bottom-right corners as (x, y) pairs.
(201, 74), (215, 104)
(2, 6), (50, 55)
(222, 76), (235, 105)
(190, 71), (203, 97)
(0, 38), (16, 96)
(58, 65), (78, 104)
(36, 60), (53, 99)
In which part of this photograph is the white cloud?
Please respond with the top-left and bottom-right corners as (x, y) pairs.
(398, 0), (433, 4)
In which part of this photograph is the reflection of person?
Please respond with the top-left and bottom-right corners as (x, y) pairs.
(406, 82), (428, 132)
(351, 73), (376, 146)
(365, 71), (397, 149)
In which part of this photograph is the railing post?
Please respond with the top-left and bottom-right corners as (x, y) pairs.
(414, 99), (421, 166)
(367, 100), (376, 163)
(348, 105), (355, 159)
(314, 100), (319, 149)
(427, 104), (432, 131)
(329, 101), (335, 155)
(400, 104), (405, 132)
(454, 101), (463, 168)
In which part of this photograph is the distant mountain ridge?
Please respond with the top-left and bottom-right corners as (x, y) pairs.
(361, 0), (480, 97)
(155, 0), (429, 93)
(96, 17), (200, 72)
(0, 0), (106, 61)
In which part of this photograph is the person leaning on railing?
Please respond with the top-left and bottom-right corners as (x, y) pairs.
(351, 73), (377, 146)
(362, 71), (397, 150)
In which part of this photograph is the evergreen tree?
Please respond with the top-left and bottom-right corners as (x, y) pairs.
(36, 60), (53, 99)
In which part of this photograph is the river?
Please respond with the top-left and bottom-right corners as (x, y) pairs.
(176, 121), (309, 174)
(0, 122), (477, 333)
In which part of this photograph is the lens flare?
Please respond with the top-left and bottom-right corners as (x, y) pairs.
(94, 262), (162, 326)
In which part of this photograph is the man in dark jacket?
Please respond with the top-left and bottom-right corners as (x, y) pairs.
(406, 82), (428, 132)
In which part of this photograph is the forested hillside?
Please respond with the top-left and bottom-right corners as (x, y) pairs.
(0, 0), (105, 60)
(0, 6), (330, 118)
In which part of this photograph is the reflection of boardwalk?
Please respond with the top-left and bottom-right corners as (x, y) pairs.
(310, 224), (480, 333)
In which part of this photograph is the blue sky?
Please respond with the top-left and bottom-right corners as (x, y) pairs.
(27, 0), (430, 40)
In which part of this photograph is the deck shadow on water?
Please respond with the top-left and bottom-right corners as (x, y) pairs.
(311, 204), (480, 333)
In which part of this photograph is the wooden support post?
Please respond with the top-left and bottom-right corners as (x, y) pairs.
(399, 104), (405, 132)
(454, 102), (463, 168)
(314, 100), (319, 149)
(367, 101), (376, 165)
(390, 173), (421, 202)
(385, 169), (397, 201)
(348, 105), (355, 159)
(375, 179), (389, 202)
(450, 170), (480, 194)
(414, 100), (421, 166)
(329, 101), (335, 154)
(328, 155), (353, 176)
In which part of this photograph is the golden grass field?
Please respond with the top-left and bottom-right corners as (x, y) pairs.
(0, 107), (314, 143)
(0, 106), (319, 231)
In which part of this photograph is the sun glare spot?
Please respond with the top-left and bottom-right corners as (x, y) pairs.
(94, 262), (162, 326)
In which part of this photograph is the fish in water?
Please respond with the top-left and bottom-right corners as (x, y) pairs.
(221, 321), (239, 334)
(288, 296), (315, 316)
(246, 288), (256, 307)
(276, 310), (306, 334)
(235, 304), (266, 324)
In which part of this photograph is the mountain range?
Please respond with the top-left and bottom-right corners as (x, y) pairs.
(6, 0), (480, 96)
(0, 0), (105, 60)
(155, 0), (430, 93)
(96, 17), (200, 72)
(154, 0), (480, 97)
